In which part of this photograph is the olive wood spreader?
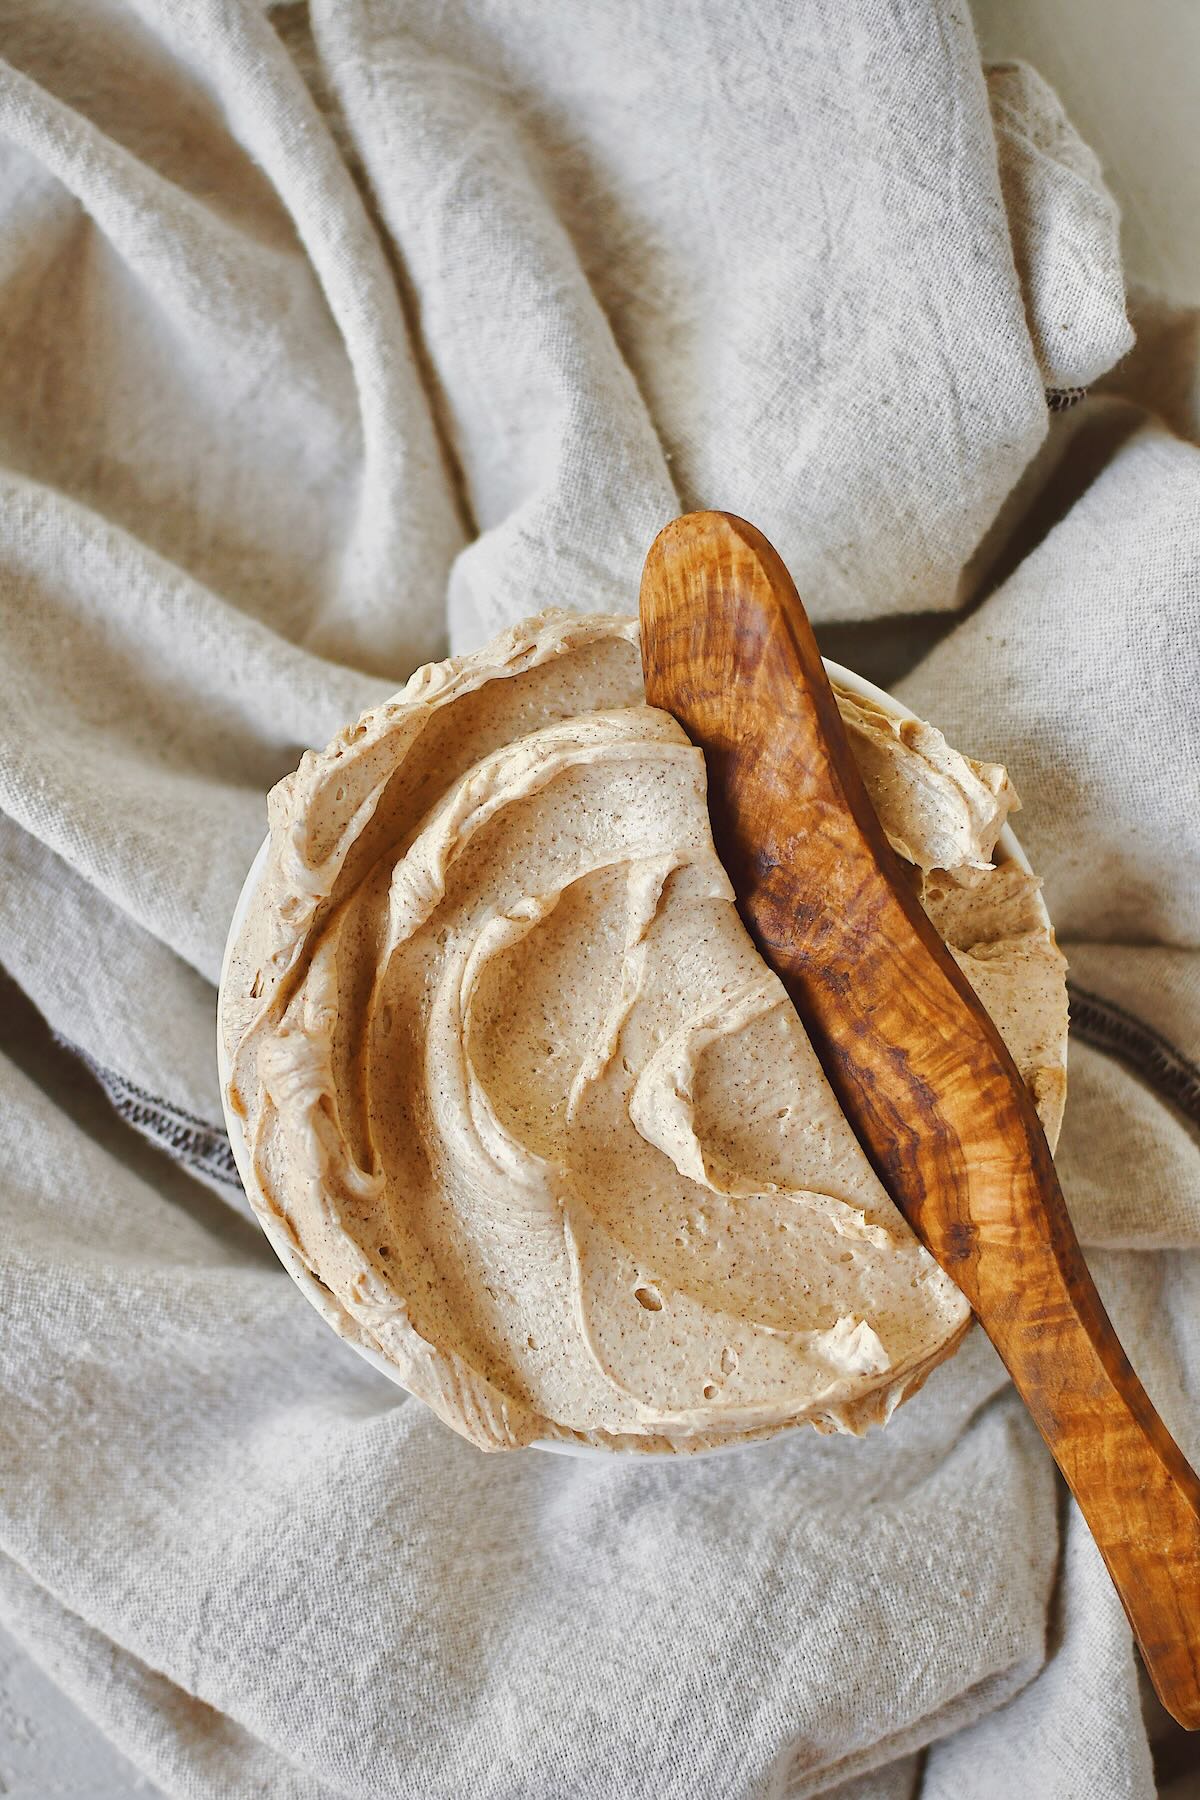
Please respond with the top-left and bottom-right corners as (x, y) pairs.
(639, 508), (1200, 1730)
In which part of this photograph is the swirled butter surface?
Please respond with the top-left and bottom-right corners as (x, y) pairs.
(221, 612), (1067, 1452)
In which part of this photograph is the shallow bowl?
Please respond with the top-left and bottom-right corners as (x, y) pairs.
(216, 659), (1041, 1457)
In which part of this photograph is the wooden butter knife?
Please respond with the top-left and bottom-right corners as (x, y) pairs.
(639, 508), (1200, 1729)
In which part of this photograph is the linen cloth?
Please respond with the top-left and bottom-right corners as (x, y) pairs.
(0, 2), (1195, 1795)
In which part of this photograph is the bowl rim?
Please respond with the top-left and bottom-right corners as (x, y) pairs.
(216, 656), (1040, 1459)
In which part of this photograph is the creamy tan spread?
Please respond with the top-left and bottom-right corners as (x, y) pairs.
(221, 612), (1068, 1453)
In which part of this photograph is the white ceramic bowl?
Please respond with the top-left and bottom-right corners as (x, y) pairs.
(217, 660), (1040, 1457)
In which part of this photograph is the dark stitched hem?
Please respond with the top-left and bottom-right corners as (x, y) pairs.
(56, 1036), (242, 1189)
(1068, 982), (1200, 1130)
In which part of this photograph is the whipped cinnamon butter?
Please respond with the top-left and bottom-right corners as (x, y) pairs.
(221, 612), (1068, 1453)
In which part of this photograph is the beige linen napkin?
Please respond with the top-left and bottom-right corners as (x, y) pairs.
(0, 3), (1193, 1796)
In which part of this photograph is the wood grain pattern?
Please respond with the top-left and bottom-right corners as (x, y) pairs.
(640, 509), (1200, 1729)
